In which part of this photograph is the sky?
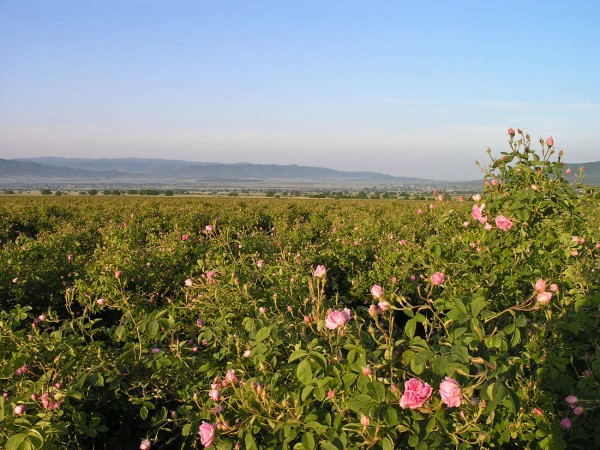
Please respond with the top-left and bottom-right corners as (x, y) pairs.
(1, 0), (599, 180)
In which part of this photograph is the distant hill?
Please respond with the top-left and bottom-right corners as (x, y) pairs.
(3, 157), (598, 186)
(9, 157), (431, 183)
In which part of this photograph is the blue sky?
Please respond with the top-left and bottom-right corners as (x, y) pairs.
(1, 0), (598, 180)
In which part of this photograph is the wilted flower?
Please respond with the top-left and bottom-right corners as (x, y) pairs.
(96, 298), (106, 306)
(400, 378), (432, 409)
(199, 421), (216, 447)
(325, 309), (351, 330)
(185, 278), (193, 287)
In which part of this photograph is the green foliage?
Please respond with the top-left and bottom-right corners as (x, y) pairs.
(0, 131), (598, 448)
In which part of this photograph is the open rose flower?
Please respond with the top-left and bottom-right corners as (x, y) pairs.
(199, 421), (216, 447)
(439, 377), (462, 408)
(325, 308), (351, 330)
(536, 291), (552, 305)
(400, 378), (432, 409)
(431, 272), (445, 286)
(534, 279), (547, 293)
(471, 204), (487, 223)
(495, 215), (513, 231)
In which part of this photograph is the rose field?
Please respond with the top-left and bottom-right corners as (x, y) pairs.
(1, 133), (600, 449)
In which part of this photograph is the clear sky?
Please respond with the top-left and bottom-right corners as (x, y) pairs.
(1, 0), (598, 180)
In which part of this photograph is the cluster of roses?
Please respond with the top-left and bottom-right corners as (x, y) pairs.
(400, 377), (462, 409)
(471, 200), (513, 232)
(533, 278), (557, 306)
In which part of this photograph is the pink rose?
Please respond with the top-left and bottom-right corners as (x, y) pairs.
(472, 194), (482, 202)
(400, 378), (433, 409)
(378, 301), (390, 312)
(534, 279), (547, 293)
(325, 308), (352, 330)
(431, 272), (445, 286)
(205, 225), (215, 232)
(566, 168), (572, 175)
(560, 417), (571, 430)
(495, 215), (513, 231)
(313, 265), (327, 278)
(224, 370), (237, 385)
(14, 404), (25, 415)
(550, 283), (558, 292)
(199, 421), (216, 447)
(471, 204), (487, 223)
(573, 406), (584, 416)
(370, 284), (383, 299)
(484, 223), (493, 231)
(565, 395), (578, 405)
(439, 377), (462, 408)
(257, 260), (264, 268)
(140, 439), (152, 450)
(360, 415), (370, 427)
(546, 136), (554, 147)
(508, 128), (515, 137)
(536, 291), (552, 305)
(208, 389), (220, 401)
(185, 278), (193, 287)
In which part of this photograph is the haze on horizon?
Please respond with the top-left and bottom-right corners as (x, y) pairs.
(1, 0), (599, 181)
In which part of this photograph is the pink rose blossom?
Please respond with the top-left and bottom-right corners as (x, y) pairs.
(536, 292), (552, 305)
(370, 284), (383, 299)
(362, 367), (372, 377)
(471, 204), (487, 223)
(209, 389), (220, 401)
(439, 377), (462, 408)
(327, 389), (335, 399)
(199, 421), (216, 447)
(325, 308), (352, 330)
(560, 417), (571, 430)
(573, 406), (584, 416)
(566, 168), (572, 174)
(431, 272), (445, 286)
(256, 260), (264, 268)
(378, 301), (390, 312)
(181, 234), (189, 241)
(550, 284), (558, 292)
(224, 370), (237, 385)
(185, 278), (193, 287)
(472, 194), (482, 202)
(546, 136), (554, 147)
(14, 404), (25, 415)
(495, 215), (513, 231)
(313, 265), (327, 278)
(400, 378), (433, 409)
(360, 415), (370, 427)
(417, 209), (423, 215)
(533, 407), (544, 417)
(484, 223), (493, 231)
(534, 279), (547, 293)
(96, 298), (106, 306)
(369, 304), (378, 317)
(140, 439), (152, 450)
(565, 395), (578, 405)
(205, 225), (214, 232)
(508, 128), (515, 137)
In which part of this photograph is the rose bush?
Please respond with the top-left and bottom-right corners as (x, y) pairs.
(0, 129), (598, 449)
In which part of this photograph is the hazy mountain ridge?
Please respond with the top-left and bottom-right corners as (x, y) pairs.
(3, 157), (599, 186)
(9, 157), (431, 183)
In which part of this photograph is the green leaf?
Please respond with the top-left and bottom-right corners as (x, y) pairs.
(140, 405), (148, 420)
(255, 326), (271, 342)
(488, 382), (507, 405)
(301, 432), (316, 450)
(89, 372), (104, 387)
(405, 319), (417, 339)
(302, 385), (314, 401)
(182, 423), (192, 436)
(245, 433), (259, 450)
(288, 349), (307, 363)
(347, 393), (377, 413)
(297, 359), (313, 386)
(114, 325), (126, 341)
(6, 434), (32, 450)
(381, 437), (395, 450)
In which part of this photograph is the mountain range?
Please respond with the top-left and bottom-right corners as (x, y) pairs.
(1, 157), (598, 186)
